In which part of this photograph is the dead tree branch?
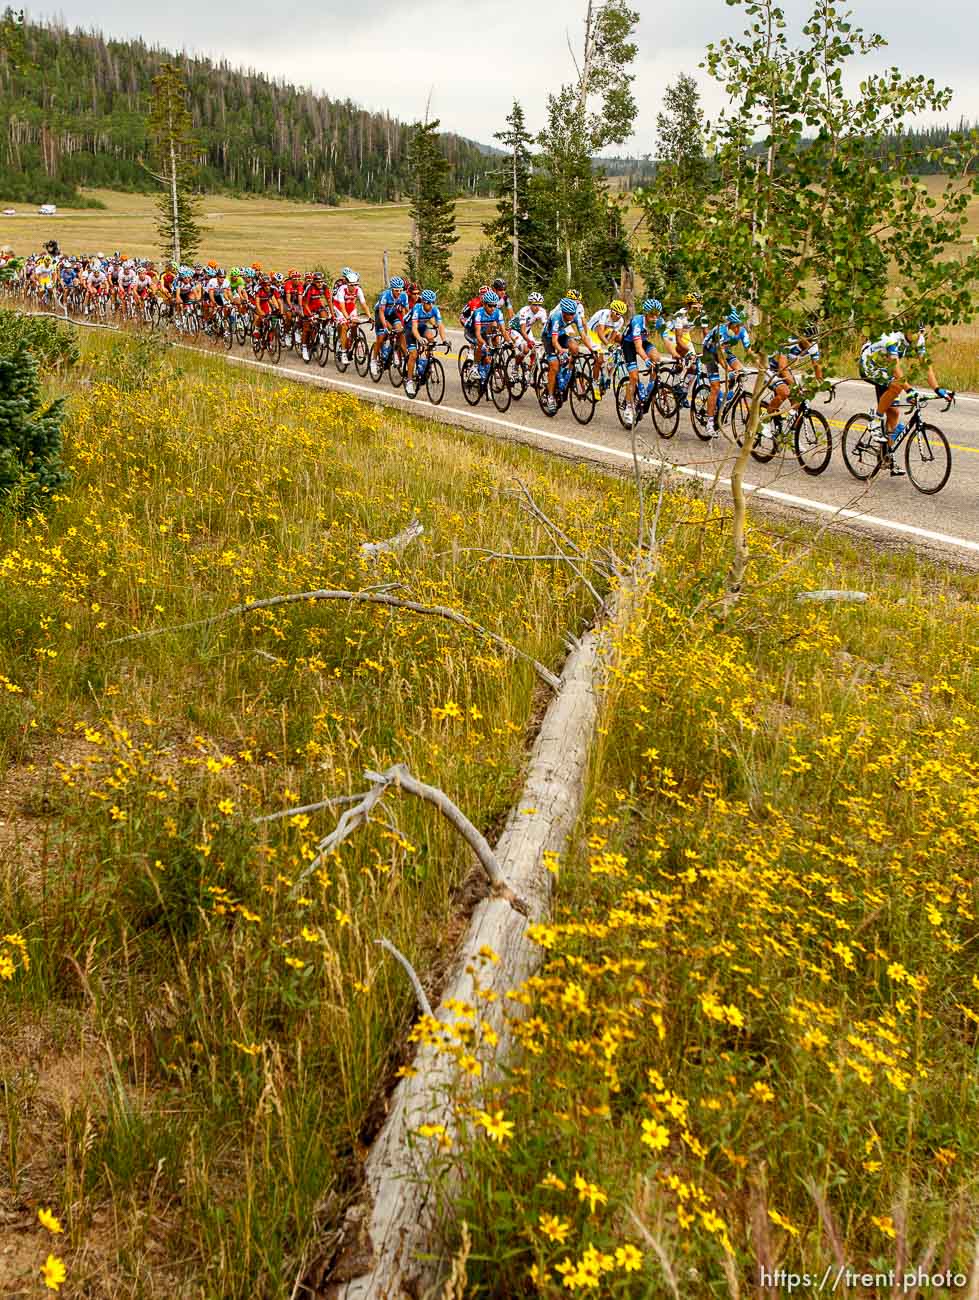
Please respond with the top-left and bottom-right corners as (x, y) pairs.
(375, 938), (434, 1020)
(108, 587), (560, 690)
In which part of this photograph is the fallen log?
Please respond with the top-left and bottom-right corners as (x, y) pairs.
(324, 617), (611, 1298)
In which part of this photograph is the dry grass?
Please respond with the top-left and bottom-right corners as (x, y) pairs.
(0, 187), (496, 291)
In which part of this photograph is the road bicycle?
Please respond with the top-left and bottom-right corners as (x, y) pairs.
(462, 338), (512, 412)
(504, 340), (543, 400)
(615, 361), (681, 438)
(739, 386), (834, 475)
(534, 349), (596, 425)
(369, 331), (409, 385)
(403, 339), (450, 405)
(840, 389), (955, 494)
(251, 311), (283, 363)
(690, 364), (755, 441)
(336, 317), (371, 376)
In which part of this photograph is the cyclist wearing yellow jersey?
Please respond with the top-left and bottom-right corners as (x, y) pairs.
(585, 299), (627, 400)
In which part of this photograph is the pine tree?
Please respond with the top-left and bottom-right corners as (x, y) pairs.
(0, 340), (68, 515)
(484, 101), (534, 287)
(404, 118), (458, 289)
(145, 62), (203, 265)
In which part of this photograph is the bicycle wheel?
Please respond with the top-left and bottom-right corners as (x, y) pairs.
(750, 417), (780, 463)
(570, 365), (596, 425)
(317, 325), (331, 367)
(426, 358), (446, 405)
(615, 376), (636, 430)
(266, 324), (281, 364)
(337, 337), (353, 372)
(457, 342), (472, 377)
(222, 315), (234, 351)
(353, 333), (370, 377)
(506, 351), (528, 400)
(490, 359), (511, 412)
(368, 347), (385, 382)
(390, 350), (405, 389)
(535, 369), (555, 416)
(461, 361), (483, 407)
(794, 409), (832, 475)
(841, 413), (883, 481)
(905, 422), (951, 494)
(726, 393), (752, 445)
(235, 312), (249, 346)
(651, 383), (680, 439)
(690, 381), (713, 440)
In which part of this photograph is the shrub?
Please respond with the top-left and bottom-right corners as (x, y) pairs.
(0, 340), (68, 515)
(0, 307), (79, 374)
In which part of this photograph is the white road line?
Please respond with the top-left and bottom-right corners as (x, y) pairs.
(221, 350), (979, 557)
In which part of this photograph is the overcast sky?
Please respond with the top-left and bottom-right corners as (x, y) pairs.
(31, 0), (978, 150)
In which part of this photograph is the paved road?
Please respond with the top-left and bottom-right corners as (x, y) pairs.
(213, 325), (979, 564)
(22, 308), (979, 562)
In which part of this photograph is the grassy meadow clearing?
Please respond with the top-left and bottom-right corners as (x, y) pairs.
(1, 329), (978, 1296)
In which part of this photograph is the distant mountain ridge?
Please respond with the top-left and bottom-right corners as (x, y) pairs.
(0, 19), (496, 206)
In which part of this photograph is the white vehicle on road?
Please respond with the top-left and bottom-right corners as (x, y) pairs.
(38, 203), (57, 216)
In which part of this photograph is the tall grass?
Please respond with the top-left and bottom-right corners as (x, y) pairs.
(0, 332), (634, 1296)
(454, 500), (979, 1295)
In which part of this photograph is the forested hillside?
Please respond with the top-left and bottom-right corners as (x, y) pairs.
(0, 19), (496, 205)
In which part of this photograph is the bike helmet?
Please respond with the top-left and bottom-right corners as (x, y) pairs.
(481, 289), (500, 307)
(347, 270), (360, 284)
(273, 272), (284, 283)
(492, 277), (507, 291)
(528, 292), (544, 306)
(252, 262), (262, 271)
(421, 289), (437, 304)
(610, 299), (627, 314)
(340, 266), (353, 279)
(477, 284), (490, 296)
(642, 298), (662, 314)
(683, 291), (702, 307)
(406, 280), (419, 293)
(727, 307), (745, 324)
(559, 297), (577, 314)
(567, 289), (582, 302)
(389, 276), (405, 290)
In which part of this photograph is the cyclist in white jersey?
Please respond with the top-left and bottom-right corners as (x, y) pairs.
(509, 292), (547, 358)
(585, 299), (627, 399)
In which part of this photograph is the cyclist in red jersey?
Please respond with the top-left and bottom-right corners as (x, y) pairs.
(300, 272), (331, 362)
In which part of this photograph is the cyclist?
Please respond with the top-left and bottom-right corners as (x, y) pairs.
(282, 268), (305, 345)
(460, 284), (490, 343)
(300, 271), (331, 362)
(702, 308), (752, 437)
(662, 294), (702, 363)
(372, 275), (409, 365)
(763, 328), (823, 423)
(491, 277), (514, 320)
(405, 289), (449, 395)
(543, 297), (583, 414)
(333, 269), (366, 362)
(508, 291), (547, 379)
(585, 298), (627, 400)
(472, 288), (510, 379)
(621, 297), (666, 426)
(859, 323), (950, 469)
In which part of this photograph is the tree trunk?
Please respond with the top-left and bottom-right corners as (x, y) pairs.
(169, 135), (180, 265)
(511, 146), (519, 287)
(325, 616), (615, 1298)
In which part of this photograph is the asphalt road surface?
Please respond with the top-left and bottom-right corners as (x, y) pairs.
(212, 325), (979, 565)
(24, 309), (979, 564)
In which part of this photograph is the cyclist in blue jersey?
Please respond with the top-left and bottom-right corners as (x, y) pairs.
(543, 297), (584, 413)
(621, 298), (666, 426)
(472, 289), (510, 378)
(405, 289), (449, 395)
(372, 275), (409, 366)
(702, 309), (752, 436)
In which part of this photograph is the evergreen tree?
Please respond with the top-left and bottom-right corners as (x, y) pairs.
(146, 62), (204, 264)
(484, 101), (535, 287)
(0, 340), (68, 516)
(405, 118), (458, 288)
